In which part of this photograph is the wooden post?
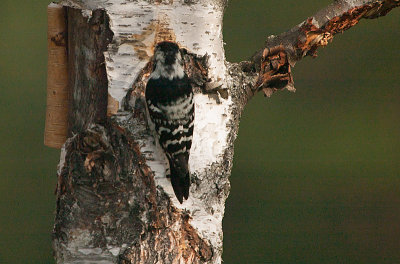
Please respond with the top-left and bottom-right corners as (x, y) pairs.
(44, 3), (69, 148)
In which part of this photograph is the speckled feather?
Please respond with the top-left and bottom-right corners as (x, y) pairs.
(145, 42), (194, 203)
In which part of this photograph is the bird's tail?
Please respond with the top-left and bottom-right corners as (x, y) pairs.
(169, 154), (190, 203)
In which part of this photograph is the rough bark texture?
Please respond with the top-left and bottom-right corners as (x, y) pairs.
(246, 0), (400, 98)
(55, 1), (230, 263)
(67, 8), (113, 135)
(52, 0), (399, 263)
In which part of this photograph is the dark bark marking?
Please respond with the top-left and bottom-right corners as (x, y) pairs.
(51, 31), (67, 47)
(67, 8), (114, 135)
(181, 214), (213, 262)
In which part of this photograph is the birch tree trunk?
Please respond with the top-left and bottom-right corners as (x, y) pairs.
(51, 0), (399, 263)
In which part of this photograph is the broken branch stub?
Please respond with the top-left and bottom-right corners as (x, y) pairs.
(255, 45), (295, 97)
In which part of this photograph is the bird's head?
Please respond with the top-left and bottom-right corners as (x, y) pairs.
(151, 41), (185, 80)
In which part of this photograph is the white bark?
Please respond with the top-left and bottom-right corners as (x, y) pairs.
(102, 0), (231, 260)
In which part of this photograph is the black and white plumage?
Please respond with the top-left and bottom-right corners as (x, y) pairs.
(145, 41), (194, 203)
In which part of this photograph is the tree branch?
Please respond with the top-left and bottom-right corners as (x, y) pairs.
(237, 0), (400, 99)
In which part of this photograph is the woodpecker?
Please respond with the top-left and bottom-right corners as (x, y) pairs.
(145, 41), (194, 203)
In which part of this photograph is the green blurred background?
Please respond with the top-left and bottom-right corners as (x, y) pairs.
(0, 0), (399, 263)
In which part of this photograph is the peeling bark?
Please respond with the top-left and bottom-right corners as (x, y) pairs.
(52, 0), (399, 263)
(247, 0), (400, 98)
